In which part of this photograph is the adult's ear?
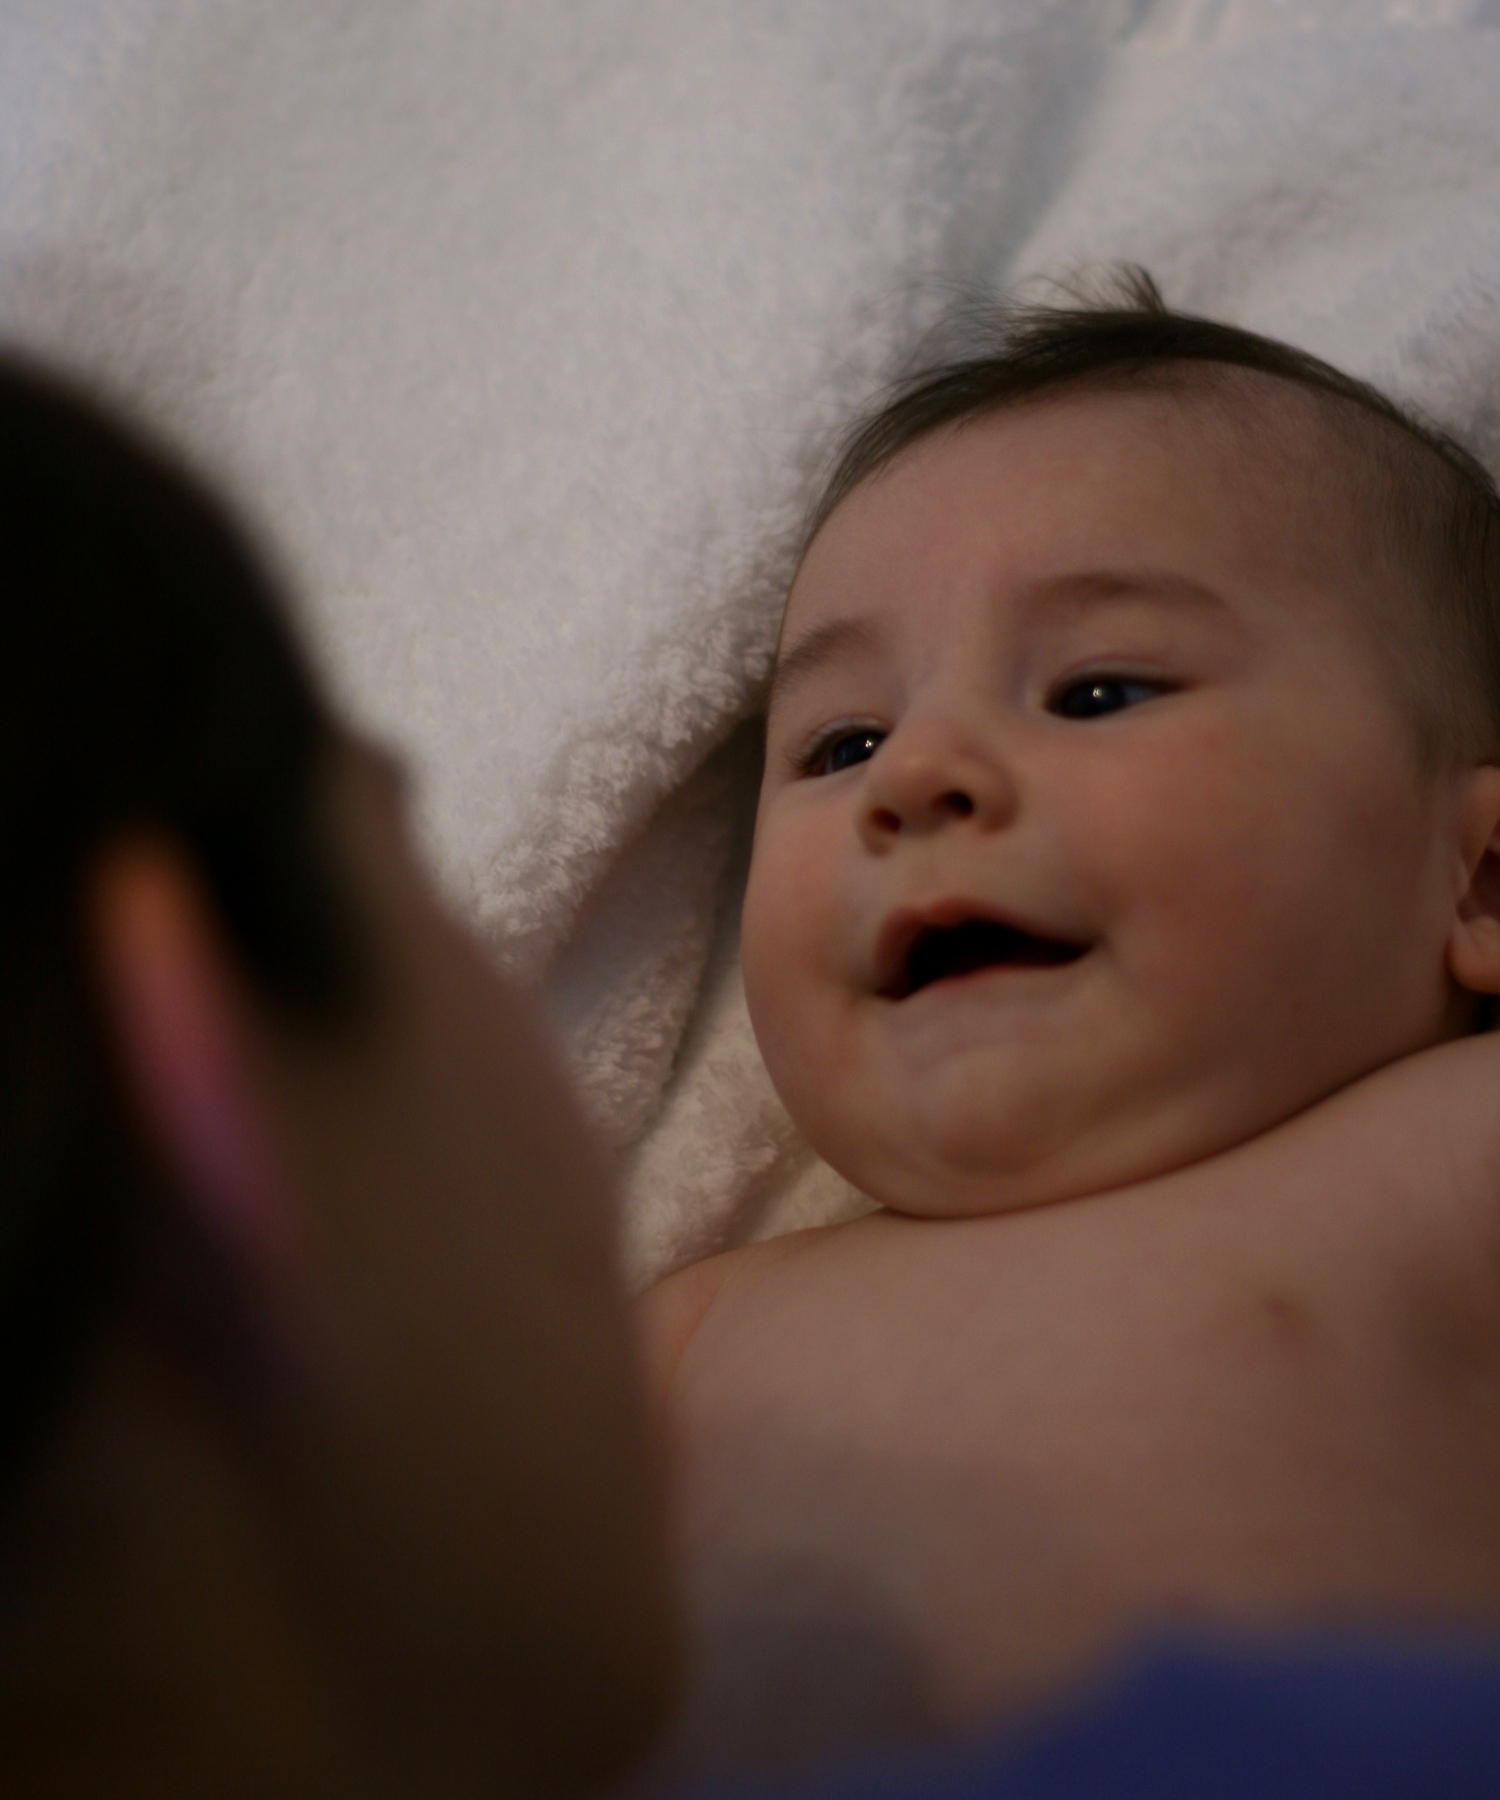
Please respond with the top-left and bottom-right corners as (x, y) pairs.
(88, 839), (295, 1278)
(1448, 766), (1500, 997)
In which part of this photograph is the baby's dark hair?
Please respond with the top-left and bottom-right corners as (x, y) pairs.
(0, 355), (370, 1506)
(806, 269), (1500, 765)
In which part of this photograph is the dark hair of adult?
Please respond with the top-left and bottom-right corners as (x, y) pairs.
(0, 356), (367, 1507)
(805, 268), (1500, 762)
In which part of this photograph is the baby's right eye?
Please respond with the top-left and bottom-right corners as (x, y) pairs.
(805, 727), (885, 776)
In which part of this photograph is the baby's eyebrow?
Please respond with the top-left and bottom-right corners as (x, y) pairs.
(1023, 569), (1230, 615)
(768, 615), (885, 714)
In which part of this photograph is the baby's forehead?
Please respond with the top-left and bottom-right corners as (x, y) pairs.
(951, 368), (1376, 517)
(791, 370), (1387, 620)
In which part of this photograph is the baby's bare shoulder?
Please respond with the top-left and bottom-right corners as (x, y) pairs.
(637, 1224), (854, 1415)
(1211, 1029), (1500, 1248)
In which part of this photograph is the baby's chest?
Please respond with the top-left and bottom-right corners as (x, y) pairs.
(672, 1211), (1500, 1597)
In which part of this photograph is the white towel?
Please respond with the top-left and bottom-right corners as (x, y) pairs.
(5, 0), (1498, 1287)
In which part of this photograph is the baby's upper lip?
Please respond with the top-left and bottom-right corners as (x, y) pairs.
(873, 899), (1090, 999)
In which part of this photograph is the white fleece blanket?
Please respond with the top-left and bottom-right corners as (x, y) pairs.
(5, 0), (1498, 1289)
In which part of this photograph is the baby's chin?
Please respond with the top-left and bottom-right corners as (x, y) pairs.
(797, 1077), (1282, 1221)
(821, 1140), (1139, 1222)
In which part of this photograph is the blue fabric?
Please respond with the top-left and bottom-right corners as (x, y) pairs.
(700, 1634), (1500, 1799)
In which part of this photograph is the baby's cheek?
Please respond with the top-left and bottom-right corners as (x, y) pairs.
(742, 829), (851, 1103)
(1078, 792), (1289, 1066)
(742, 836), (818, 1033)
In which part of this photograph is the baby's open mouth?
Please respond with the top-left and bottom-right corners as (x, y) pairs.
(881, 916), (1088, 1000)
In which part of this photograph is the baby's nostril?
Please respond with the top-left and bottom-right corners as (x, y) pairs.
(944, 792), (974, 818)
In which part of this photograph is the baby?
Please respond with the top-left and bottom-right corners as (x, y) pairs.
(639, 276), (1500, 1768)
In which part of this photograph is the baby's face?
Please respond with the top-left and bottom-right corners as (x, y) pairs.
(742, 381), (1479, 1216)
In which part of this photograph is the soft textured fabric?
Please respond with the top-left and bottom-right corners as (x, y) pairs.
(4, 1), (1499, 1284)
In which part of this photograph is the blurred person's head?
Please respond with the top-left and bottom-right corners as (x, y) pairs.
(0, 358), (677, 1795)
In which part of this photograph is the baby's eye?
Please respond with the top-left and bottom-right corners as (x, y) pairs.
(1050, 675), (1167, 721)
(805, 727), (885, 776)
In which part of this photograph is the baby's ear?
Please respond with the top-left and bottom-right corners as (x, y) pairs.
(88, 839), (296, 1277)
(1448, 767), (1500, 996)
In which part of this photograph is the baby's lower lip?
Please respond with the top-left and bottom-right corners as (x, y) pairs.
(881, 919), (1091, 1000)
(892, 950), (1091, 1001)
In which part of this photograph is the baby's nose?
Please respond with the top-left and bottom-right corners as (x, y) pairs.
(856, 721), (1017, 848)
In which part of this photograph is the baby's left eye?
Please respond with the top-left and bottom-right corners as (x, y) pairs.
(1050, 676), (1166, 721)
(808, 727), (885, 775)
